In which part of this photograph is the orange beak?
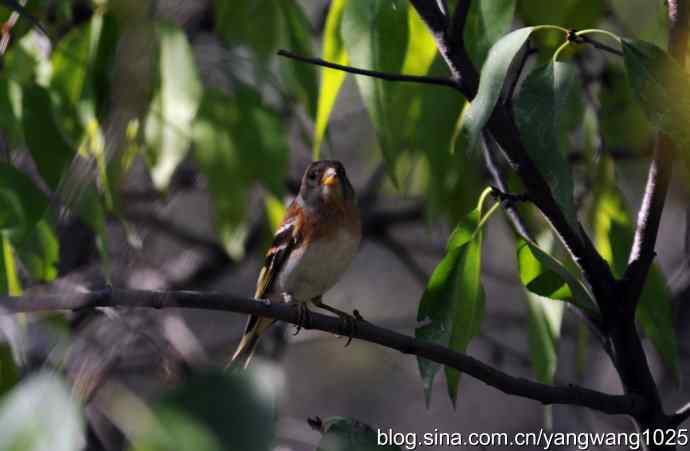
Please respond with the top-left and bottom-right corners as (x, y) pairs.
(321, 168), (338, 186)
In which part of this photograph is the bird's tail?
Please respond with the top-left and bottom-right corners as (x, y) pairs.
(227, 315), (274, 370)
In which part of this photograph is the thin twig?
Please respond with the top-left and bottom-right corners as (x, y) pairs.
(0, 288), (645, 416)
(276, 49), (460, 90)
(573, 34), (624, 57)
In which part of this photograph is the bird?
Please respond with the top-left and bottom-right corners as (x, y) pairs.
(229, 160), (362, 369)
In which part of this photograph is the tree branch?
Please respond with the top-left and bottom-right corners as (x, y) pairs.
(406, 0), (617, 309)
(668, 401), (690, 428)
(0, 288), (644, 416)
(624, 0), (689, 310)
(276, 50), (460, 90)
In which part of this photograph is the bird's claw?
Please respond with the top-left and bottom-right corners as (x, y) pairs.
(293, 303), (311, 336)
(337, 310), (364, 347)
(260, 298), (272, 307)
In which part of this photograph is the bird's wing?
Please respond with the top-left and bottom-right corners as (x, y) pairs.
(254, 202), (303, 299)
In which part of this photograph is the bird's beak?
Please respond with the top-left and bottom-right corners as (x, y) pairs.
(321, 167), (338, 187)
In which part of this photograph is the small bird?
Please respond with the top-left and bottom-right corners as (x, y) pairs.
(229, 160), (362, 368)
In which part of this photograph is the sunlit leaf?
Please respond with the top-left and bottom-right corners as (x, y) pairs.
(313, 0), (348, 160)
(316, 417), (402, 451)
(15, 220), (59, 282)
(515, 62), (579, 232)
(263, 192), (285, 234)
(516, 239), (600, 319)
(1, 235), (21, 295)
(416, 190), (491, 406)
(0, 372), (85, 451)
(145, 22), (202, 190)
(459, 27), (534, 151)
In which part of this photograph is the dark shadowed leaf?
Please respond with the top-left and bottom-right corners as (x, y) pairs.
(132, 369), (276, 451)
(460, 27), (534, 151)
(279, 1), (318, 119)
(516, 239), (599, 319)
(192, 87), (288, 259)
(21, 84), (75, 190)
(0, 163), (48, 240)
(611, 0), (668, 47)
(341, 0), (409, 185)
(515, 62), (579, 232)
(0, 372), (85, 451)
(0, 0), (47, 36)
(622, 39), (690, 179)
(599, 64), (655, 152)
(517, 0), (604, 32)
(15, 220), (59, 282)
(463, 0), (516, 67)
(214, 0), (281, 59)
(316, 417), (401, 451)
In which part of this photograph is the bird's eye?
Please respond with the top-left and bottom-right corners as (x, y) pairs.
(308, 171), (317, 181)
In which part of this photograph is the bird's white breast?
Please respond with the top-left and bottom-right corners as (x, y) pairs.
(277, 228), (360, 301)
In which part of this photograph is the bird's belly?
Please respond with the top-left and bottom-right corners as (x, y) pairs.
(278, 230), (359, 301)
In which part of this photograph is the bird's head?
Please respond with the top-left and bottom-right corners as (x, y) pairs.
(298, 160), (355, 208)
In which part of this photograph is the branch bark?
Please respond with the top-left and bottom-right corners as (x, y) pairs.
(0, 288), (644, 416)
(624, 0), (689, 310)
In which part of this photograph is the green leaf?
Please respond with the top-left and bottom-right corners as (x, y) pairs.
(610, 0), (668, 47)
(517, 0), (604, 32)
(316, 417), (402, 451)
(136, 369), (276, 451)
(0, 163), (48, 240)
(599, 64), (655, 152)
(15, 220), (59, 282)
(214, 0), (281, 59)
(459, 27), (534, 151)
(1, 235), (21, 295)
(192, 88), (288, 259)
(622, 39), (690, 169)
(526, 291), (563, 384)
(145, 22), (202, 190)
(313, 0), (348, 159)
(514, 62), (579, 232)
(463, 0), (516, 67)
(0, 0), (47, 36)
(416, 191), (491, 406)
(516, 239), (600, 319)
(0, 372), (85, 451)
(591, 167), (679, 378)
(0, 343), (19, 397)
(21, 84), (75, 190)
(279, 1), (318, 119)
(341, 0), (409, 185)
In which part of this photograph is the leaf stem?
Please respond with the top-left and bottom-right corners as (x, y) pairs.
(576, 29), (622, 44)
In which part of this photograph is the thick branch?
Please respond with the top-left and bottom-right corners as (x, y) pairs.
(276, 50), (460, 90)
(406, 0), (617, 308)
(624, 0), (689, 309)
(0, 288), (643, 416)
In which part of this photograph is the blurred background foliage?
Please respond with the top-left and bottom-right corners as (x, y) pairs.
(0, 0), (686, 450)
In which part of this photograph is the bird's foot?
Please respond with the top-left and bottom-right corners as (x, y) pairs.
(293, 302), (312, 336)
(336, 311), (361, 347)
